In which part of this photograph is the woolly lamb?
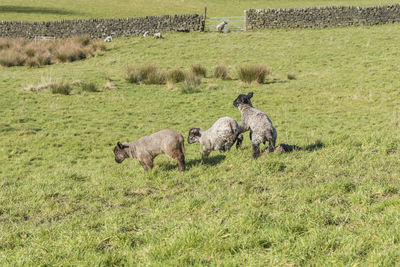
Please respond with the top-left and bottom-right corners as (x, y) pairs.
(113, 129), (185, 171)
(216, 21), (227, 33)
(143, 31), (150, 37)
(188, 117), (243, 157)
(104, 36), (112, 42)
(153, 32), (163, 39)
(233, 92), (277, 159)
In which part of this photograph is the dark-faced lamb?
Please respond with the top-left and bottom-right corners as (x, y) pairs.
(113, 129), (185, 171)
(233, 92), (277, 159)
(188, 117), (243, 157)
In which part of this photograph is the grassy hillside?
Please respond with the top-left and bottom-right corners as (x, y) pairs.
(0, 0), (398, 21)
(1, 24), (399, 265)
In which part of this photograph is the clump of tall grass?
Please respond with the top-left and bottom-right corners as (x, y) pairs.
(125, 66), (141, 84)
(182, 71), (201, 93)
(0, 35), (107, 68)
(80, 81), (99, 92)
(214, 63), (231, 80)
(125, 64), (166, 85)
(190, 64), (207, 77)
(50, 82), (72, 95)
(237, 64), (270, 84)
(167, 68), (185, 83)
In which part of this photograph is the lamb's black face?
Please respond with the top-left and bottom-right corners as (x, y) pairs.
(233, 92), (253, 108)
(188, 128), (201, 144)
(113, 142), (128, 163)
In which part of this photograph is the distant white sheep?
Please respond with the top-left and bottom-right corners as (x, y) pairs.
(104, 36), (113, 42)
(143, 31), (150, 37)
(216, 21), (227, 33)
(153, 32), (163, 39)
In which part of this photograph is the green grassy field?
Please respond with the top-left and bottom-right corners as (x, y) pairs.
(1, 21), (400, 266)
(0, 0), (399, 21)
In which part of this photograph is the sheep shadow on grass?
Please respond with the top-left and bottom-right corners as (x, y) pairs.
(159, 155), (226, 171)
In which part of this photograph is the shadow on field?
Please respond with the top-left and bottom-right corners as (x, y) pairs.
(264, 78), (288, 84)
(0, 5), (82, 15)
(159, 155), (226, 171)
(304, 140), (324, 151)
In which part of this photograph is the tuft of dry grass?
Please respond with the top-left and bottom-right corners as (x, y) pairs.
(0, 35), (107, 68)
(50, 82), (72, 95)
(125, 66), (140, 84)
(80, 81), (99, 92)
(167, 68), (185, 83)
(125, 64), (166, 85)
(103, 80), (117, 90)
(237, 64), (270, 84)
(214, 63), (231, 80)
(182, 71), (201, 93)
(190, 64), (207, 77)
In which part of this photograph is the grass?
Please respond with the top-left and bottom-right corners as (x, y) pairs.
(0, 36), (106, 67)
(182, 71), (202, 93)
(214, 62), (231, 80)
(0, 0), (399, 21)
(0, 24), (399, 266)
(190, 64), (207, 78)
(50, 82), (72, 95)
(125, 64), (166, 85)
(237, 64), (270, 84)
(80, 81), (99, 92)
(167, 68), (185, 84)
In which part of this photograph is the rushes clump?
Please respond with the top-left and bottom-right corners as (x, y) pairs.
(182, 71), (201, 93)
(167, 68), (185, 83)
(0, 35), (106, 68)
(125, 66), (140, 84)
(125, 64), (166, 85)
(237, 64), (270, 84)
(214, 63), (231, 80)
(51, 82), (72, 95)
(80, 81), (99, 92)
(190, 64), (207, 77)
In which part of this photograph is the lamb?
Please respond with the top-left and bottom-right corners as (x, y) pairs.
(143, 31), (150, 37)
(153, 32), (163, 39)
(216, 21), (227, 33)
(188, 117), (243, 157)
(233, 92), (277, 159)
(104, 36), (113, 42)
(113, 129), (185, 171)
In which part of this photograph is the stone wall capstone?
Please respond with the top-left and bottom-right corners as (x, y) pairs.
(0, 14), (204, 39)
(246, 4), (400, 29)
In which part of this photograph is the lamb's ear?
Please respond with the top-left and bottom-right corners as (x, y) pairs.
(117, 142), (123, 149)
(190, 128), (201, 136)
(247, 92), (254, 98)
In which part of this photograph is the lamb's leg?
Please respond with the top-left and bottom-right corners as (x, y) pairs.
(139, 160), (150, 171)
(170, 152), (185, 172)
(252, 142), (261, 159)
(177, 155), (185, 172)
(201, 149), (211, 159)
(267, 137), (276, 152)
(235, 133), (244, 149)
(249, 130), (253, 141)
(142, 158), (154, 171)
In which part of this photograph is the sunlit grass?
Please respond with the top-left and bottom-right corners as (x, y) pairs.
(0, 25), (399, 265)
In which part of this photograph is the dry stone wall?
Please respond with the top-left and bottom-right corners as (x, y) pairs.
(246, 4), (400, 29)
(0, 14), (203, 39)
